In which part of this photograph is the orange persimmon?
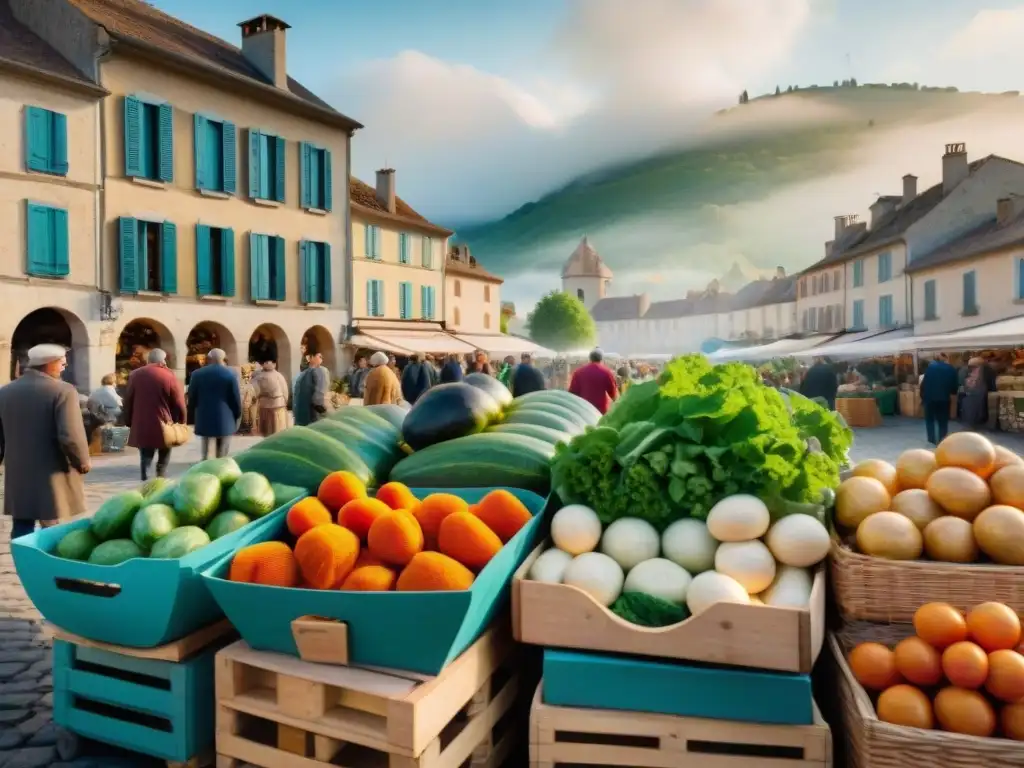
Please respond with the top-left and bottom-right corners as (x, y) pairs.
(367, 510), (424, 567)
(229, 541), (299, 587)
(338, 497), (391, 540)
(376, 482), (419, 511)
(473, 490), (532, 543)
(317, 470), (367, 512)
(286, 497), (333, 537)
(413, 493), (469, 542)
(396, 552), (474, 591)
(438, 511), (502, 571)
(294, 524), (360, 589)
(340, 564), (397, 591)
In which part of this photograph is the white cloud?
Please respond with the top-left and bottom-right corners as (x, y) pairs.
(332, 0), (813, 221)
(943, 8), (1024, 60)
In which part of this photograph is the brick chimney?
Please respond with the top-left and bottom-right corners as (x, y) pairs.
(942, 143), (969, 195)
(376, 169), (396, 214)
(239, 16), (290, 90)
(902, 174), (917, 205)
(834, 214), (857, 240)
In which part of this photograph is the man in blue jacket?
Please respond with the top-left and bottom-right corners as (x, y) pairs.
(920, 353), (959, 444)
(187, 348), (242, 459)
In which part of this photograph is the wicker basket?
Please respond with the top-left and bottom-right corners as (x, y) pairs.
(830, 535), (1024, 621)
(836, 397), (883, 428)
(832, 623), (1024, 768)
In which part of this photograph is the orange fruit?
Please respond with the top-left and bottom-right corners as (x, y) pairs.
(375, 482), (419, 511)
(412, 493), (469, 541)
(473, 489), (533, 542)
(895, 449), (938, 490)
(848, 642), (903, 691)
(396, 551), (475, 591)
(1002, 702), (1024, 740)
(293, 524), (360, 590)
(894, 636), (944, 686)
(367, 510), (424, 567)
(337, 497), (391, 540)
(286, 497), (333, 537)
(941, 641), (989, 689)
(876, 684), (934, 729)
(317, 470), (367, 512)
(852, 459), (900, 496)
(913, 602), (968, 649)
(966, 602), (1022, 651)
(935, 432), (997, 478)
(985, 649), (1024, 703)
(438, 512), (503, 571)
(933, 687), (996, 737)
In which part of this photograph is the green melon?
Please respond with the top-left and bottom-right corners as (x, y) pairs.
(88, 539), (145, 566)
(205, 511), (251, 540)
(56, 528), (99, 561)
(130, 504), (179, 550)
(150, 526), (211, 559)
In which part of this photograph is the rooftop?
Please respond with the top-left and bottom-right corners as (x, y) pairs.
(905, 213), (1024, 273)
(349, 177), (453, 236)
(446, 251), (504, 284)
(563, 236), (613, 279)
(590, 295), (649, 322)
(0, 0), (102, 91)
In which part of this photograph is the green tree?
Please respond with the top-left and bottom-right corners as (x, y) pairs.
(500, 313), (509, 334)
(774, 85), (781, 95)
(527, 291), (596, 352)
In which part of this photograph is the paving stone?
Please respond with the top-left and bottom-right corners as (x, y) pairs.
(16, 711), (53, 736)
(0, 681), (45, 694)
(0, 745), (58, 768)
(55, 728), (80, 760)
(0, 728), (27, 748)
(0, 652), (46, 664)
(38, 692), (52, 708)
(0, 708), (30, 725)
(0, 693), (40, 708)
(0, 663), (28, 678)
(28, 721), (63, 747)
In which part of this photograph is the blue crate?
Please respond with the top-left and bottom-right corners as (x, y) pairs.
(543, 649), (815, 725)
(13, 500), (300, 648)
(52, 639), (215, 763)
(202, 487), (549, 675)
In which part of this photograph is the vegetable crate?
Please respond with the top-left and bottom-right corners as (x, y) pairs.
(13, 503), (297, 648)
(203, 487), (548, 675)
(215, 621), (522, 768)
(529, 684), (832, 768)
(52, 620), (236, 766)
(513, 542), (827, 673)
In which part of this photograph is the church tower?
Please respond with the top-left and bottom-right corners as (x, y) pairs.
(561, 236), (612, 311)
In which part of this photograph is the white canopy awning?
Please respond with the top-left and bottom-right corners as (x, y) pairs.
(792, 328), (914, 359)
(905, 316), (1024, 351)
(350, 331), (476, 355)
(711, 334), (837, 362)
(449, 333), (553, 356)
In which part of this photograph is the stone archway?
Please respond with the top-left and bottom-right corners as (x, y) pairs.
(248, 323), (293, 383)
(116, 318), (176, 389)
(11, 307), (90, 389)
(301, 325), (337, 376)
(184, 321), (239, 385)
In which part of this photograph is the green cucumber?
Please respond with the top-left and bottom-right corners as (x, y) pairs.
(503, 408), (582, 434)
(328, 407), (402, 444)
(487, 423), (571, 445)
(308, 420), (402, 478)
(508, 400), (591, 429)
(510, 390), (601, 425)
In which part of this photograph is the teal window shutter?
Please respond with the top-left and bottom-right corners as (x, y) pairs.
(372, 226), (381, 259)
(963, 271), (977, 313)
(248, 130), (262, 198)
(1018, 259), (1024, 300)
(399, 234), (408, 264)
(420, 285), (427, 319)
(366, 280), (374, 316)
(160, 221), (177, 293)
(52, 207), (69, 276)
(222, 121), (237, 194)
(26, 203), (51, 275)
(157, 103), (174, 182)
(119, 217), (139, 292)
(25, 106), (50, 172)
(195, 224), (212, 295)
(852, 299), (864, 329)
(422, 237), (432, 267)
(323, 149), (333, 211)
(273, 236), (286, 300)
(377, 280), (385, 317)
(51, 112), (68, 175)
(300, 142), (312, 208)
(299, 240), (310, 304)
(321, 243), (332, 304)
(428, 286), (435, 319)
(124, 97), (143, 177)
(249, 233), (262, 300)
(194, 114), (208, 190)
(221, 228), (236, 297)
(274, 136), (286, 203)
(363, 224), (372, 258)
(924, 280), (937, 319)
(398, 282), (408, 318)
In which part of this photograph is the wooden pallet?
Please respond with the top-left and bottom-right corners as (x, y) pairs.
(50, 619), (236, 662)
(215, 622), (520, 768)
(529, 684), (832, 768)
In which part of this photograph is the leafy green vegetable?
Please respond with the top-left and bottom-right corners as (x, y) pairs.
(610, 592), (688, 627)
(550, 354), (852, 530)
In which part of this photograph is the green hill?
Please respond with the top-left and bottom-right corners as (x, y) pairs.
(456, 84), (1024, 288)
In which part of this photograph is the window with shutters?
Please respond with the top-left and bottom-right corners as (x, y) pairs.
(117, 217), (177, 293)
(299, 142), (333, 211)
(248, 130), (285, 202)
(879, 294), (894, 327)
(195, 224), (235, 297)
(484, 285), (491, 302)
(1017, 259), (1024, 301)
(852, 299), (864, 330)
(421, 237), (433, 267)
(123, 96), (173, 182)
(833, 270), (840, 290)
(194, 115), (236, 194)
(454, 279), (462, 298)
(924, 279), (937, 320)
(300, 240), (331, 304)
(366, 279), (385, 317)
(877, 251), (892, 283)
(25, 202), (69, 277)
(420, 285), (436, 320)
(399, 281), (413, 319)
(364, 224), (381, 260)
(963, 270), (978, 315)
(398, 233), (411, 265)
(853, 259), (864, 288)
(249, 233), (286, 301)
(24, 107), (68, 176)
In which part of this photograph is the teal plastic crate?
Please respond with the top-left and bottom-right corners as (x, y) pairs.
(202, 487), (549, 675)
(12, 501), (300, 648)
(543, 649), (814, 725)
(52, 638), (216, 763)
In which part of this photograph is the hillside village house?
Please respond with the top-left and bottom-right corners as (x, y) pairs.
(347, 171), (473, 356)
(796, 144), (1024, 338)
(5, 0), (361, 388)
(444, 244), (504, 337)
(0, 1), (107, 388)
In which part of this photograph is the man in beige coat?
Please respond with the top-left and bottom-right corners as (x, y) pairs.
(362, 351), (401, 406)
(0, 344), (91, 539)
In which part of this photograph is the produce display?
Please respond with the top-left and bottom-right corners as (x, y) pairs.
(835, 432), (1024, 564)
(54, 457), (281, 565)
(228, 471), (534, 592)
(526, 490), (830, 627)
(848, 601), (1024, 739)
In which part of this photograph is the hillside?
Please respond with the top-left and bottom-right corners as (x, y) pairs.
(455, 84), (1024, 300)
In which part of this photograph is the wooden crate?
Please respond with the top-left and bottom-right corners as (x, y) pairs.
(835, 397), (882, 428)
(215, 622), (521, 767)
(51, 620), (234, 767)
(529, 684), (831, 768)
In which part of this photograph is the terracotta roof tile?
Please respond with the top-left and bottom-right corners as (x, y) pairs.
(0, 1), (97, 87)
(350, 176), (452, 235)
(445, 256), (503, 284)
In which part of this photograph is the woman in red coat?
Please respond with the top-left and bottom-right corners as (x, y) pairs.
(123, 348), (186, 480)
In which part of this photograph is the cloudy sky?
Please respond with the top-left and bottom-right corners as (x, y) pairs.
(152, 0), (1024, 225)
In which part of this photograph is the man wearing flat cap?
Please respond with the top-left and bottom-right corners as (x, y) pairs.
(0, 344), (91, 539)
